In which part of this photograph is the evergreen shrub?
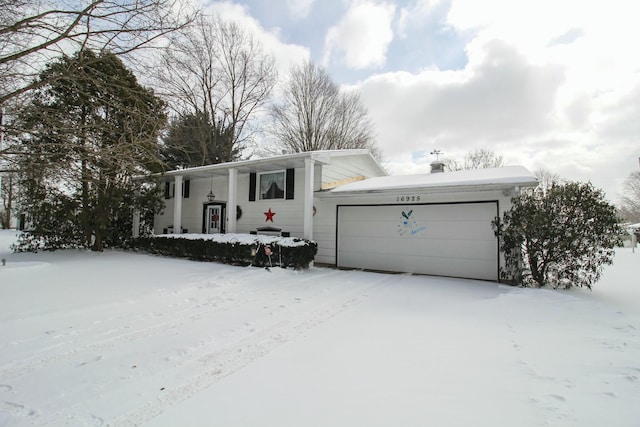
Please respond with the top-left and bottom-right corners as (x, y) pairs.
(130, 235), (317, 270)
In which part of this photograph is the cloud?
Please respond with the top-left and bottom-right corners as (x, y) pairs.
(355, 40), (564, 158)
(323, 0), (396, 69)
(338, 0), (640, 203)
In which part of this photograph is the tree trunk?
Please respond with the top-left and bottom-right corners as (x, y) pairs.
(81, 158), (92, 247)
(91, 198), (104, 252)
(527, 246), (545, 287)
(92, 232), (104, 252)
(2, 175), (13, 228)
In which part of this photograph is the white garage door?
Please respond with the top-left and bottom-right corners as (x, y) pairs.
(337, 202), (499, 281)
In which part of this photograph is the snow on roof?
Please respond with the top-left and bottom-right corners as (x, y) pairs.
(329, 165), (538, 193)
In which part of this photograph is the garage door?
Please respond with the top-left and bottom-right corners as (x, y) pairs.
(337, 202), (498, 280)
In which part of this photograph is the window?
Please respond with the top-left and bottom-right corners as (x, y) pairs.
(249, 169), (294, 201)
(259, 171), (285, 200)
(182, 179), (190, 198)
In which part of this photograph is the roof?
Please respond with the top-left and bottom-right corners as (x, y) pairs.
(156, 149), (386, 179)
(328, 165), (538, 194)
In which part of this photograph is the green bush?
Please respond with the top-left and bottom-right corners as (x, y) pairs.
(493, 182), (624, 289)
(129, 235), (317, 270)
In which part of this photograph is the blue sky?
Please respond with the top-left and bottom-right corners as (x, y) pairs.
(232, 0), (470, 83)
(201, 0), (639, 204)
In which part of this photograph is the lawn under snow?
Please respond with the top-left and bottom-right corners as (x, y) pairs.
(0, 230), (638, 427)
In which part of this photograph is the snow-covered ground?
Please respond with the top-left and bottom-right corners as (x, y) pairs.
(0, 230), (638, 427)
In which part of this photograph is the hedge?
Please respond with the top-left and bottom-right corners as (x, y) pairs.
(129, 235), (317, 270)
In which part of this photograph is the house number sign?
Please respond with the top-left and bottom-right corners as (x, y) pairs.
(396, 195), (422, 203)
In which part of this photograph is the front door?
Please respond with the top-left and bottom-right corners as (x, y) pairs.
(206, 205), (222, 234)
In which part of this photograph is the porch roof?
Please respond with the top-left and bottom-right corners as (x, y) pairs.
(157, 149), (384, 179)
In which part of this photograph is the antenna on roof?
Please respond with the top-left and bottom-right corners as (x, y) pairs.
(430, 149), (443, 160)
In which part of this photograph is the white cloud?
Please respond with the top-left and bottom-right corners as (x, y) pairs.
(286, 0), (315, 19)
(356, 40), (564, 158)
(323, 0), (396, 69)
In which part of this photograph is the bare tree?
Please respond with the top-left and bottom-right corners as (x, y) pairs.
(0, 172), (16, 229)
(269, 60), (379, 157)
(535, 168), (562, 192)
(443, 147), (504, 171)
(0, 0), (196, 105)
(620, 171), (640, 223)
(155, 14), (277, 162)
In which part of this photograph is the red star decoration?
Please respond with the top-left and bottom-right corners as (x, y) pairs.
(264, 208), (276, 222)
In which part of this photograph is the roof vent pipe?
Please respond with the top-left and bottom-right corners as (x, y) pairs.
(430, 160), (445, 173)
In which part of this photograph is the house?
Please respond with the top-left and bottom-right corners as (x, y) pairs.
(144, 149), (538, 281)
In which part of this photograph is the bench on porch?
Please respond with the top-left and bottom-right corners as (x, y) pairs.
(250, 226), (290, 237)
(163, 225), (188, 234)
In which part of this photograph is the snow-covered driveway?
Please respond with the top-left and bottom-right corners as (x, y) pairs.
(1, 231), (638, 426)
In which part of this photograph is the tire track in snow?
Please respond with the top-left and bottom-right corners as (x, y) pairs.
(3, 266), (268, 341)
(2, 267), (263, 350)
(110, 275), (391, 427)
(0, 269), (351, 380)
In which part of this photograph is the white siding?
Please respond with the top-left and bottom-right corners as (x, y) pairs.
(311, 198), (338, 264)
(236, 169), (305, 238)
(153, 152), (386, 237)
(154, 176), (228, 234)
(321, 155), (385, 187)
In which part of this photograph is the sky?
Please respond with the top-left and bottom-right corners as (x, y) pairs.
(199, 0), (639, 204)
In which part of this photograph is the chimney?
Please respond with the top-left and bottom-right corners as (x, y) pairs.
(430, 160), (445, 173)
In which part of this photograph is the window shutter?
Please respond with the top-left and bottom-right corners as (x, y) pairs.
(285, 169), (295, 200)
(164, 182), (170, 199)
(249, 173), (256, 201)
(183, 179), (190, 198)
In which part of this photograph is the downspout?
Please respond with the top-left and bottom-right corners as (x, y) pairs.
(304, 158), (314, 241)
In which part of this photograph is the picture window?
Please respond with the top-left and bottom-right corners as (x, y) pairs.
(259, 171), (285, 200)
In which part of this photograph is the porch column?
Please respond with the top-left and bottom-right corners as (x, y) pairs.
(132, 210), (140, 238)
(173, 175), (183, 233)
(304, 158), (314, 240)
(227, 168), (238, 233)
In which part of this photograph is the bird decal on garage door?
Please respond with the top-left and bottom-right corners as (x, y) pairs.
(398, 209), (426, 237)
